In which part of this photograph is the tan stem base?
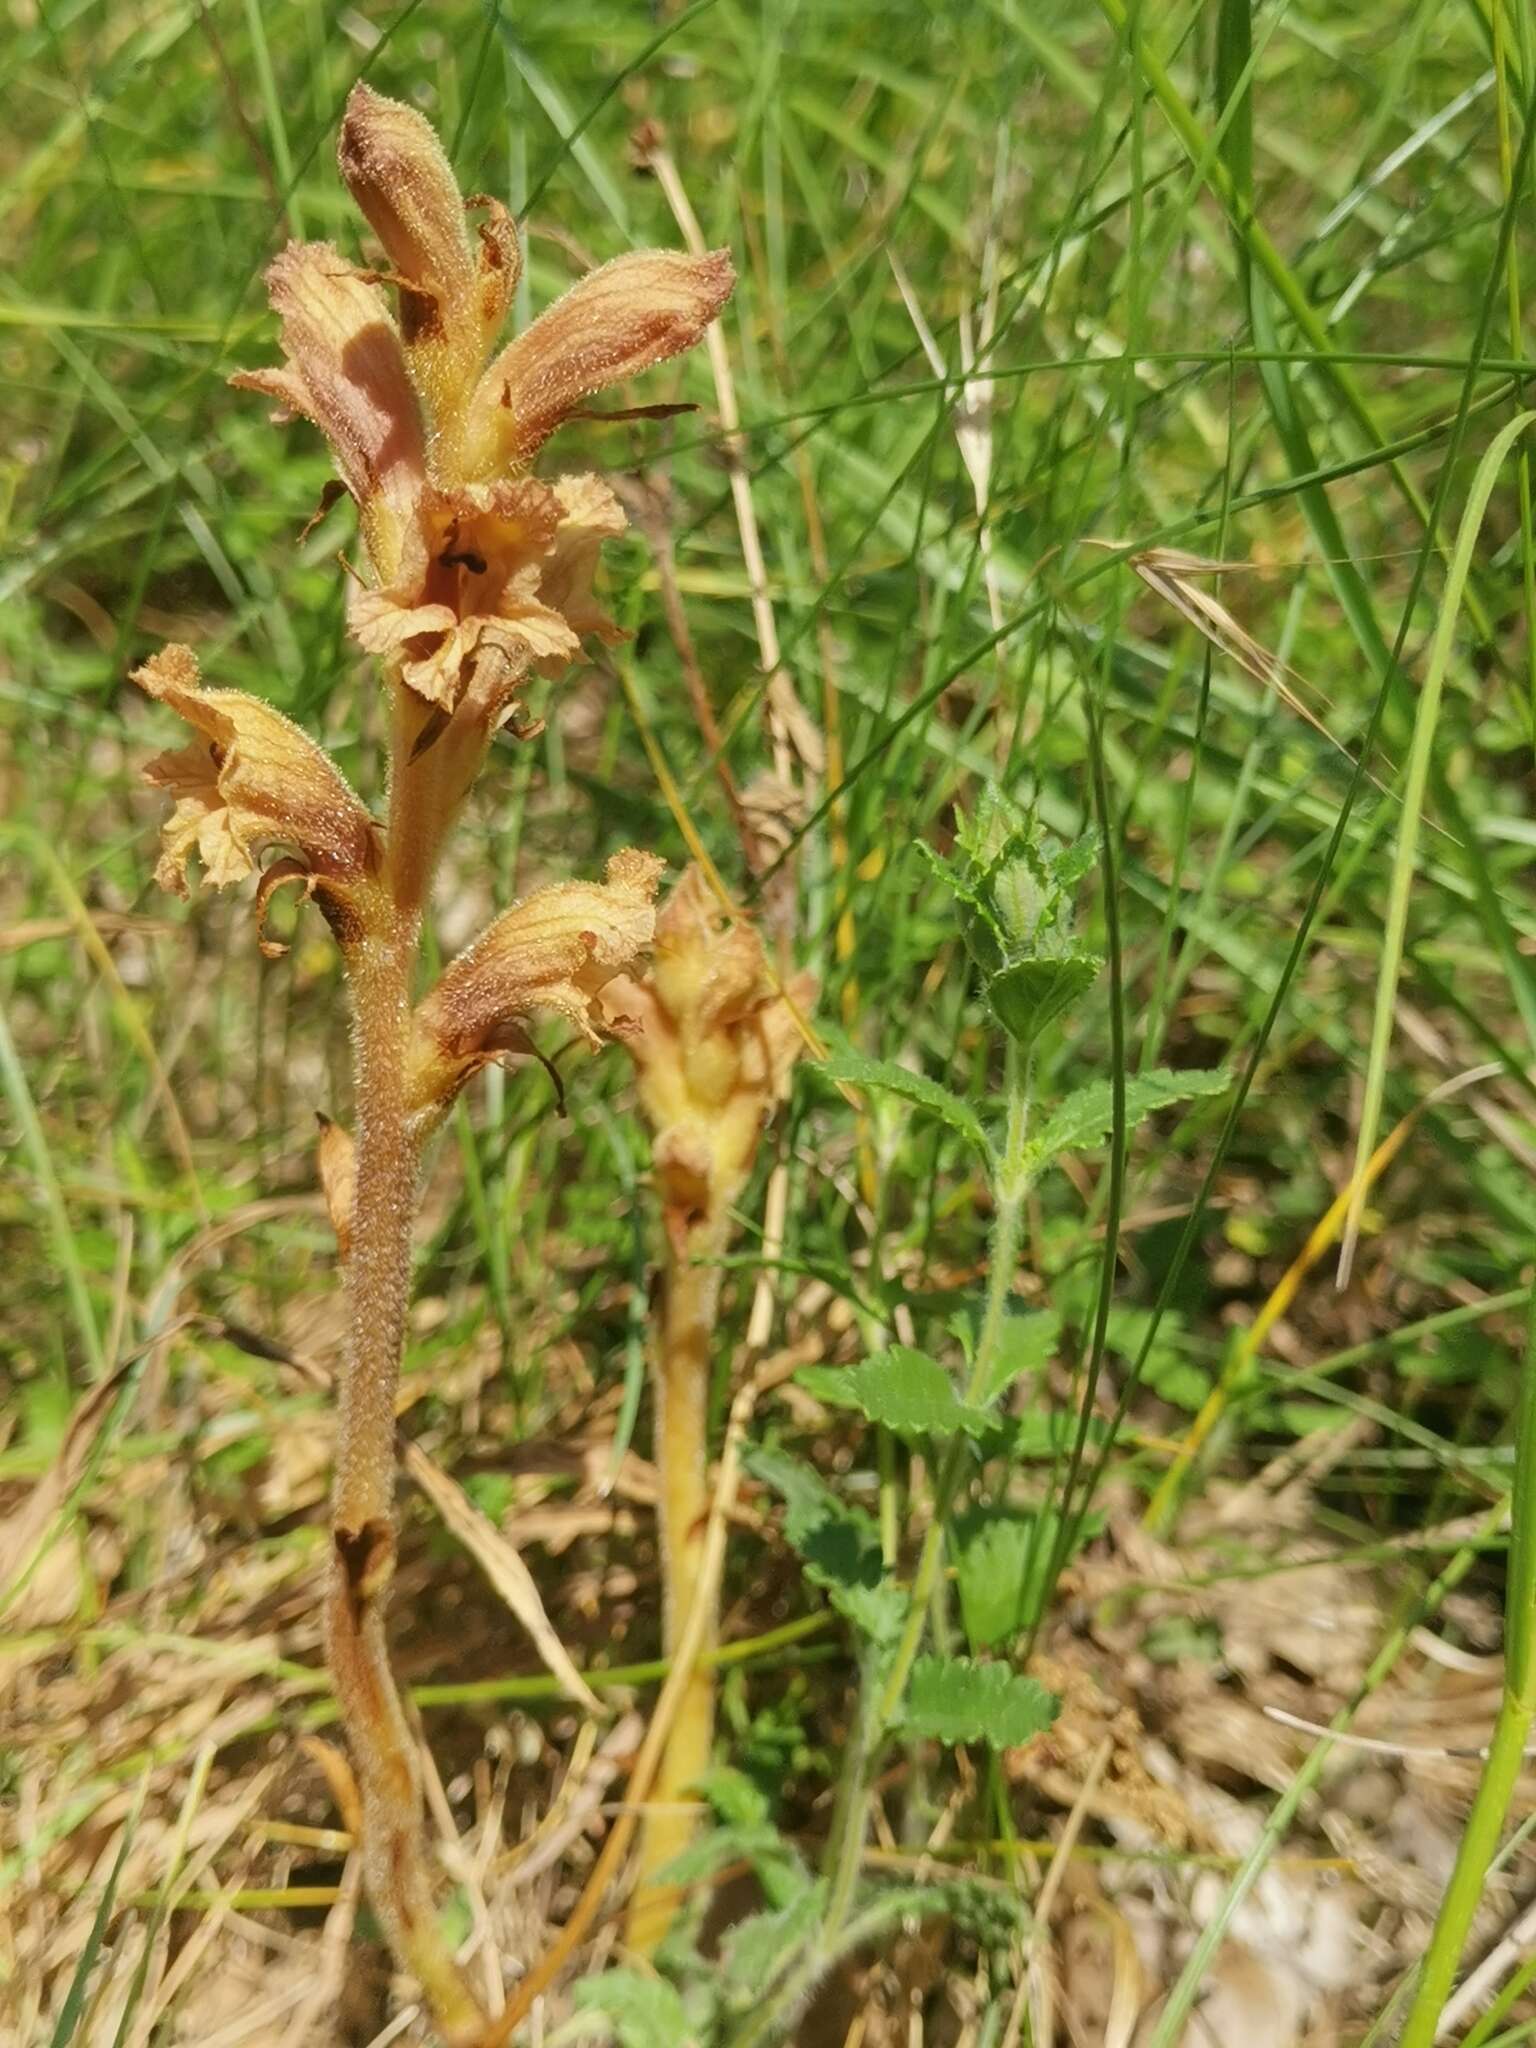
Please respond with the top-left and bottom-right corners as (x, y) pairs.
(625, 1217), (726, 1953)
(328, 1544), (486, 2045)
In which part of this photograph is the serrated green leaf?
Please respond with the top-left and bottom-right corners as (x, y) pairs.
(571, 1969), (695, 2048)
(797, 1347), (982, 1440)
(1028, 1067), (1228, 1164)
(698, 1764), (771, 1829)
(822, 1052), (990, 1157)
(746, 1444), (904, 1643)
(720, 1881), (827, 2003)
(902, 1655), (1059, 1748)
(986, 952), (1102, 1047)
(972, 1310), (1062, 1408)
(953, 1507), (1097, 1649)
(654, 1818), (807, 1912)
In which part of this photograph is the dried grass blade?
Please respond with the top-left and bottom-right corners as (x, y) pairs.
(401, 1441), (602, 1715)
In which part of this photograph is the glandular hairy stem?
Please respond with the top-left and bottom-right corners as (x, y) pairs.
(626, 1205), (731, 1952)
(330, 895), (486, 2044)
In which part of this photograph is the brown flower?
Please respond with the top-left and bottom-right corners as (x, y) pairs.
(407, 849), (664, 1119)
(230, 243), (425, 586)
(136, 644), (379, 906)
(233, 83), (734, 719)
(347, 472), (625, 715)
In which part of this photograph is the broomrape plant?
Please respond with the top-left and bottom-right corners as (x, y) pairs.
(136, 83), (730, 2045)
(606, 867), (815, 1953)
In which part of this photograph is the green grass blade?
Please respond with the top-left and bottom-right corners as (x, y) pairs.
(1338, 408), (1536, 1281)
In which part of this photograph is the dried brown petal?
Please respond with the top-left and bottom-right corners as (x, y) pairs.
(315, 1113), (357, 1258)
(464, 247), (735, 473)
(136, 643), (379, 902)
(337, 85), (516, 461)
(407, 850), (663, 1117)
(230, 242), (425, 583)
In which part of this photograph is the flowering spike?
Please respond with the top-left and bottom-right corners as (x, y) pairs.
(464, 247), (735, 474)
(612, 865), (813, 1953)
(136, 645), (379, 916)
(613, 865), (813, 1241)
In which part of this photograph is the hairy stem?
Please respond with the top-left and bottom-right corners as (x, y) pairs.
(626, 1205), (730, 1952)
(328, 763), (485, 2040)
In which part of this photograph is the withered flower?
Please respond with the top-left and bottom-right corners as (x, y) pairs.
(235, 81), (734, 731)
(614, 865), (813, 1245)
(229, 243), (425, 588)
(337, 82), (519, 468)
(611, 866), (813, 1954)
(408, 849), (664, 1120)
(136, 643), (379, 914)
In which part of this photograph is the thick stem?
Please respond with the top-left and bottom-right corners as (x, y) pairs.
(626, 1206), (730, 1953)
(329, 897), (485, 2038)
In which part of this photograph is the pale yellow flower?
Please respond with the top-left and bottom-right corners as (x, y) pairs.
(607, 866), (813, 1243)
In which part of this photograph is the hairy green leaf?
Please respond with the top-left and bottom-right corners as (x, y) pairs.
(798, 1347), (985, 1440)
(972, 1310), (1062, 1407)
(720, 1881), (828, 2003)
(953, 1507), (1097, 1649)
(746, 1444), (904, 1643)
(987, 951), (1102, 1048)
(902, 1655), (1059, 1748)
(1028, 1067), (1228, 1166)
(822, 1051), (990, 1156)
(571, 1970), (695, 2048)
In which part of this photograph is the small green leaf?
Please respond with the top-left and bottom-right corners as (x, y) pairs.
(902, 1655), (1059, 1748)
(721, 1881), (827, 2003)
(571, 1970), (695, 2048)
(986, 951), (1102, 1047)
(972, 1310), (1062, 1408)
(746, 1444), (904, 1644)
(655, 1817), (807, 1912)
(1028, 1067), (1228, 1164)
(952, 1506), (1098, 1649)
(822, 1051), (990, 1157)
(797, 1347), (982, 1440)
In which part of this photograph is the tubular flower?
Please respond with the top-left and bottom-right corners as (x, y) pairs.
(234, 81), (734, 729)
(136, 644), (379, 917)
(407, 849), (664, 1119)
(228, 243), (425, 588)
(609, 865), (813, 1244)
(347, 471), (627, 715)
